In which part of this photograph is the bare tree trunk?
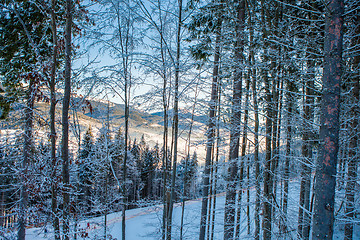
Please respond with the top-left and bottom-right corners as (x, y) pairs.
(298, 30), (316, 236)
(246, 2), (260, 237)
(224, 1), (245, 239)
(280, 80), (294, 235)
(167, 0), (182, 237)
(160, 38), (169, 240)
(62, 0), (72, 239)
(260, 1), (274, 238)
(199, 27), (221, 240)
(206, 148), (215, 240)
(344, 5), (359, 239)
(210, 84), (222, 240)
(270, 73), (281, 228)
(156, 2), (170, 238)
(18, 78), (35, 240)
(253, 76), (260, 240)
(298, 62), (315, 240)
(112, 3), (133, 238)
(180, 79), (199, 240)
(161, 72), (169, 240)
(122, 54), (129, 240)
(50, 1), (60, 239)
(311, 1), (344, 239)
(234, 71), (250, 239)
(246, 156), (250, 235)
(262, 62), (273, 240)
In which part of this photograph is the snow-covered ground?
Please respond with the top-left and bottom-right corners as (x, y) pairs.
(25, 180), (359, 240)
(26, 195), (226, 240)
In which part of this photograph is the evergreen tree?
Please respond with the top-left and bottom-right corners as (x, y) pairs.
(78, 127), (95, 215)
(93, 126), (113, 213)
(178, 152), (198, 200)
(0, 0), (52, 119)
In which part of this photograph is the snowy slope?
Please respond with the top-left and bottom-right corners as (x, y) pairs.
(26, 196), (225, 240)
(25, 180), (359, 240)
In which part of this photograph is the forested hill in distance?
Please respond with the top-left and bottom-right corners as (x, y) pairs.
(0, 97), (207, 159)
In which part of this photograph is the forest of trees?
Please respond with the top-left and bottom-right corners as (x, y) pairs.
(0, 0), (359, 239)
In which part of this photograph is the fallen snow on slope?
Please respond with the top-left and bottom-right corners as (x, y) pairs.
(26, 196), (225, 240)
(25, 180), (359, 240)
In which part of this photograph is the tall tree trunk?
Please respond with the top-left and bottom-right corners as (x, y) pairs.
(270, 74), (281, 222)
(50, 1), (60, 239)
(253, 73), (260, 240)
(18, 78), (35, 240)
(344, 5), (359, 239)
(160, 19), (169, 240)
(280, 80), (294, 235)
(113, 2), (133, 238)
(155, 2), (171, 237)
(122, 77), (129, 240)
(260, 1), (274, 238)
(234, 71), (250, 239)
(224, 1), (245, 239)
(161, 73), (169, 240)
(207, 139), (217, 239)
(273, 76), (284, 208)
(206, 147), (215, 240)
(210, 84), (222, 240)
(167, 0), (182, 238)
(199, 27), (221, 240)
(262, 56), (273, 240)
(62, 0), (72, 239)
(311, 1), (344, 239)
(298, 58), (315, 239)
(180, 79), (199, 240)
(247, 1), (260, 237)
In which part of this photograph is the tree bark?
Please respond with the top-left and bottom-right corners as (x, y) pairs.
(247, 2), (260, 237)
(344, 4), (359, 239)
(234, 71), (250, 239)
(18, 78), (35, 240)
(62, 0), (72, 239)
(260, 1), (274, 238)
(224, 1), (245, 239)
(167, 0), (182, 238)
(122, 67), (129, 240)
(50, 1), (60, 238)
(199, 27), (221, 240)
(298, 63), (315, 240)
(311, 1), (344, 239)
(280, 80), (294, 235)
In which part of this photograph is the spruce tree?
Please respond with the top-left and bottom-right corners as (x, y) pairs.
(78, 127), (95, 215)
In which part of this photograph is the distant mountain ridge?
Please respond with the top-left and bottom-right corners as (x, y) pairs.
(0, 97), (207, 158)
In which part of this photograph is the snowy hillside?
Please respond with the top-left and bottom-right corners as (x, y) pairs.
(25, 180), (359, 240)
